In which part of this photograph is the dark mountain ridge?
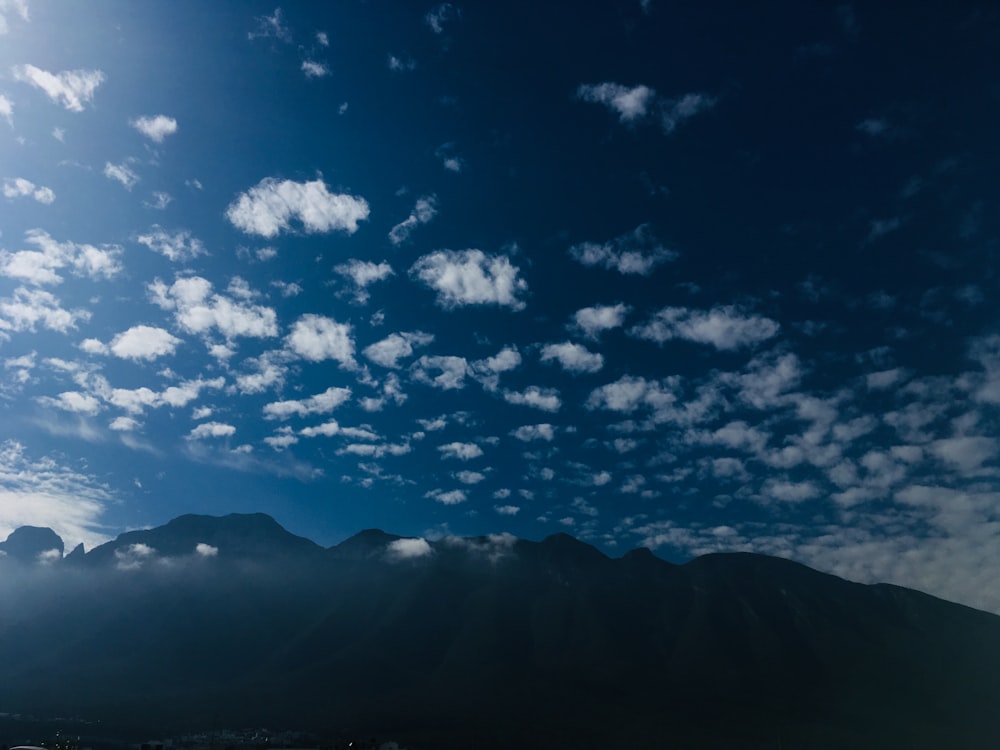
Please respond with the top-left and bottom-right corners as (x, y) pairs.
(1, 514), (999, 749)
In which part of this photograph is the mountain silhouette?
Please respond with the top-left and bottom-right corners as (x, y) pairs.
(1, 514), (999, 749)
(0, 525), (64, 563)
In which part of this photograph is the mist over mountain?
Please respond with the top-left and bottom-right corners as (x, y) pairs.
(2, 514), (999, 750)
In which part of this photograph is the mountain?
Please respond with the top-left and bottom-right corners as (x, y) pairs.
(0, 525), (64, 563)
(1, 515), (999, 749)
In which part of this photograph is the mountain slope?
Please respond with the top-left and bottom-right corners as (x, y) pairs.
(0, 517), (998, 749)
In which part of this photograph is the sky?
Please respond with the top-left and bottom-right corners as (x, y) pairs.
(1, 0), (1000, 612)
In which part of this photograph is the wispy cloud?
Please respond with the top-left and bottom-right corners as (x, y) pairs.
(12, 64), (105, 111)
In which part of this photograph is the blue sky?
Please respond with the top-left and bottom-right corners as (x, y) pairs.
(2, 0), (1000, 612)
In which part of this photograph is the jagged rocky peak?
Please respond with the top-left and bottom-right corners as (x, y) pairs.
(0, 525), (65, 563)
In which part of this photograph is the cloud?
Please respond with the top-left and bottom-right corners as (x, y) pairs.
(569, 224), (676, 275)
(130, 115), (178, 143)
(145, 191), (173, 210)
(225, 177), (369, 238)
(333, 260), (394, 304)
(469, 346), (521, 390)
(503, 386), (561, 412)
(577, 83), (655, 122)
(929, 436), (998, 473)
(438, 442), (483, 460)
(425, 3), (460, 33)
(149, 275), (278, 340)
(435, 143), (464, 172)
(578, 82), (715, 133)
(410, 249), (528, 310)
(410, 355), (469, 390)
(425, 488), (467, 505)
(454, 470), (486, 484)
(630, 305), (780, 350)
(364, 331), (434, 368)
(0, 440), (112, 552)
(511, 423), (555, 441)
(572, 303), (630, 338)
(760, 479), (821, 503)
(104, 162), (139, 190)
(285, 314), (355, 367)
(135, 227), (206, 262)
(107, 325), (182, 361)
(263, 386), (352, 420)
(188, 422), (236, 439)
(12, 65), (105, 111)
(386, 537), (434, 560)
(0, 94), (12, 125)
(37, 391), (102, 416)
(106, 377), (225, 415)
(0, 286), (89, 335)
(248, 7), (291, 42)
(387, 55), (416, 72)
(540, 342), (603, 373)
(495, 504), (520, 515)
(3, 177), (55, 204)
(195, 542), (218, 557)
(389, 195), (438, 245)
(301, 60), (330, 78)
(0, 229), (122, 285)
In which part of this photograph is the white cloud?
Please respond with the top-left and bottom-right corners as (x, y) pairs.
(0, 94), (12, 125)
(572, 303), (630, 338)
(454, 470), (486, 484)
(425, 488), (467, 505)
(578, 82), (715, 133)
(195, 542), (218, 557)
(630, 305), (779, 350)
(511, 423), (555, 441)
(0, 286), (89, 334)
(225, 177), (369, 238)
(540, 341), (603, 373)
(577, 83), (655, 122)
(389, 195), (438, 245)
(929, 436), (998, 473)
(410, 249), (528, 310)
(410, 354), (469, 390)
(107, 377), (224, 415)
(263, 386), (352, 420)
(316, 31), (329, 46)
(109, 416), (141, 432)
(334, 260), (394, 304)
(38, 391), (101, 416)
(503, 386), (561, 412)
(761, 479), (821, 503)
(425, 3), (459, 33)
(495, 504), (520, 515)
(12, 65), (104, 112)
(135, 227), (206, 262)
(438, 442), (483, 460)
(0, 440), (113, 552)
(149, 275), (278, 340)
(301, 60), (330, 78)
(386, 537), (433, 559)
(3, 177), (55, 204)
(0, 229), (122, 285)
(108, 325), (182, 361)
(569, 224), (676, 275)
(104, 162), (139, 190)
(188, 421), (236, 439)
(364, 331), (434, 368)
(248, 8), (291, 42)
(285, 314), (355, 366)
(469, 346), (521, 390)
(129, 115), (178, 143)
(387, 55), (416, 72)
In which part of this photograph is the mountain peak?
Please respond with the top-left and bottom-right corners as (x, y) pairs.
(0, 525), (64, 563)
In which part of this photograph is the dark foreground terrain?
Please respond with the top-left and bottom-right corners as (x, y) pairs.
(2, 514), (1000, 749)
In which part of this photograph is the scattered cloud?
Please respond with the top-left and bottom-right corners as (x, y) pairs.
(226, 177), (369, 238)
(364, 331), (434, 368)
(578, 82), (715, 133)
(425, 488), (467, 505)
(503, 386), (561, 412)
(0, 94), (12, 126)
(149, 275), (278, 340)
(104, 162), (139, 191)
(569, 224), (676, 275)
(3, 177), (55, 204)
(572, 303), (630, 338)
(511, 423), (555, 441)
(263, 386), (352, 420)
(389, 195), (438, 245)
(438, 442), (483, 460)
(301, 60), (330, 78)
(12, 64), (105, 112)
(130, 115), (178, 143)
(425, 3), (460, 33)
(630, 305), (780, 350)
(135, 227), (206, 262)
(188, 422), (236, 439)
(411, 249), (528, 310)
(0, 229), (122, 286)
(540, 342), (603, 373)
(248, 7), (291, 42)
(333, 260), (393, 304)
(285, 313), (355, 367)
(106, 325), (182, 361)
(410, 355), (469, 390)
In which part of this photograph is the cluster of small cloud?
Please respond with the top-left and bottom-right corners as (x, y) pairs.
(12, 64), (105, 112)
(226, 177), (370, 238)
(135, 227), (206, 262)
(0, 229), (122, 286)
(130, 115), (178, 143)
(569, 224), (676, 275)
(104, 162), (140, 191)
(410, 249), (528, 310)
(334, 260), (394, 304)
(577, 82), (715, 134)
(3, 177), (55, 204)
